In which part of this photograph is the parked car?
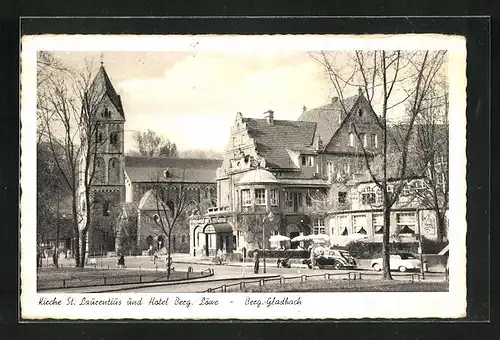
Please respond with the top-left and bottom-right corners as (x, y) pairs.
(370, 253), (421, 272)
(304, 249), (358, 270)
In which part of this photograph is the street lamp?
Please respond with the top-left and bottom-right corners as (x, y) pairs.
(262, 212), (275, 274)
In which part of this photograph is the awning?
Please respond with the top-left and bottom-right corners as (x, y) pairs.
(203, 223), (233, 234)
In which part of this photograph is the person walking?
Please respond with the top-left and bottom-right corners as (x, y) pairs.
(253, 250), (260, 274)
(117, 253), (125, 268)
(309, 244), (316, 270)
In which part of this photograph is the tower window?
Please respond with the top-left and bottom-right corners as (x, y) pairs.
(103, 202), (110, 216)
(110, 132), (118, 146)
(358, 109), (363, 117)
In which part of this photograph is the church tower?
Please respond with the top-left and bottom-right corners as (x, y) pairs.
(87, 62), (126, 254)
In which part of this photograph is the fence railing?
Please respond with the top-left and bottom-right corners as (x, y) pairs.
(39, 267), (215, 290)
(203, 271), (423, 293)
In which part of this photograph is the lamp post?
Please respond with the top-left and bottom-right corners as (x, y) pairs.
(416, 207), (425, 279)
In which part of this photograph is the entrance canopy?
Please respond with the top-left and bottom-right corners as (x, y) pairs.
(203, 223), (233, 234)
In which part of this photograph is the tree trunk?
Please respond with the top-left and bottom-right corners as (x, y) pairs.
(166, 235), (172, 280)
(435, 210), (446, 243)
(73, 226), (81, 267)
(79, 231), (88, 268)
(382, 204), (393, 280)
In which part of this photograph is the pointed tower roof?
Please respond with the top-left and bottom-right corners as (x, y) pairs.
(94, 64), (125, 117)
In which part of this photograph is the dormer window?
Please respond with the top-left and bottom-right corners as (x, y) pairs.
(301, 155), (314, 167)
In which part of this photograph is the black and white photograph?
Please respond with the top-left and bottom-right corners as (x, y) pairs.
(21, 34), (467, 319)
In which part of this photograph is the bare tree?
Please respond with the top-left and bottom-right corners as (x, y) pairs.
(311, 50), (447, 279)
(133, 129), (178, 157)
(178, 149), (223, 160)
(38, 55), (111, 267)
(412, 84), (449, 242)
(147, 171), (190, 279)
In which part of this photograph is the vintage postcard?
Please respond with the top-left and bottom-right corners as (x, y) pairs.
(21, 34), (466, 319)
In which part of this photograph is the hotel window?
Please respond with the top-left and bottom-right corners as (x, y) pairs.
(255, 189), (266, 205)
(372, 134), (378, 148)
(338, 191), (347, 204)
(285, 191), (293, 207)
(338, 216), (348, 236)
(306, 193), (312, 206)
(352, 214), (367, 234)
(375, 188), (383, 203)
(241, 189), (251, 206)
(296, 192), (303, 206)
(301, 155), (314, 167)
(349, 133), (354, 147)
(361, 187), (376, 204)
(397, 213), (416, 234)
(313, 218), (325, 235)
(362, 134), (368, 148)
(343, 163), (350, 175)
(269, 189), (279, 206)
(373, 214), (384, 234)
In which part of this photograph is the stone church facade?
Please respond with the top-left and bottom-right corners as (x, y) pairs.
(82, 65), (219, 256)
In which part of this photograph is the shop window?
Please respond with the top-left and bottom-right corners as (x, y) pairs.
(352, 214), (367, 234)
(255, 189), (266, 205)
(396, 213), (416, 234)
(373, 214), (384, 234)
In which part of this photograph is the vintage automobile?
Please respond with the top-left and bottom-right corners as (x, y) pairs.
(370, 253), (422, 272)
(304, 249), (358, 270)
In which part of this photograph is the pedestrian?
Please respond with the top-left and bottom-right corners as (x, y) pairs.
(216, 248), (223, 265)
(253, 250), (260, 274)
(117, 253), (125, 268)
(309, 245), (316, 270)
(148, 245), (154, 260)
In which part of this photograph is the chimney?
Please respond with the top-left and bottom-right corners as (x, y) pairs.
(358, 87), (363, 96)
(264, 110), (274, 125)
(331, 96), (338, 103)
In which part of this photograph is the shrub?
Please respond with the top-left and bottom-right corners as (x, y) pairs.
(247, 249), (310, 259)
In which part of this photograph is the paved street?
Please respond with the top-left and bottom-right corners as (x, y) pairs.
(42, 254), (446, 293)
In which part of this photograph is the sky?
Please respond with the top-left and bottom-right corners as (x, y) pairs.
(53, 51), (339, 153)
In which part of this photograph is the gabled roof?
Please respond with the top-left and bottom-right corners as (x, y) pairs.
(124, 156), (221, 183)
(94, 65), (125, 117)
(242, 118), (317, 169)
(298, 94), (360, 147)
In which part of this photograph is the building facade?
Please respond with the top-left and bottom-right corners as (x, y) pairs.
(189, 90), (446, 258)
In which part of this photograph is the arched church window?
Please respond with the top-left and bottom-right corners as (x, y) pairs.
(108, 158), (120, 184)
(110, 132), (118, 146)
(97, 132), (103, 143)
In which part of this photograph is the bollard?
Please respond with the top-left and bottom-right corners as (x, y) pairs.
(140, 276), (142, 283)
(156, 266), (158, 272)
(107, 265), (109, 270)
(222, 285), (227, 292)
(63, 279), (66, 288)
(104, 277), (107, 285)
(187, 271), (190, 279)
(359, 273), (362, 280)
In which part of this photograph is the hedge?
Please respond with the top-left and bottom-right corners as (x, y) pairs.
(345, 238), (448, 259)
(247, 249), (310, 259)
